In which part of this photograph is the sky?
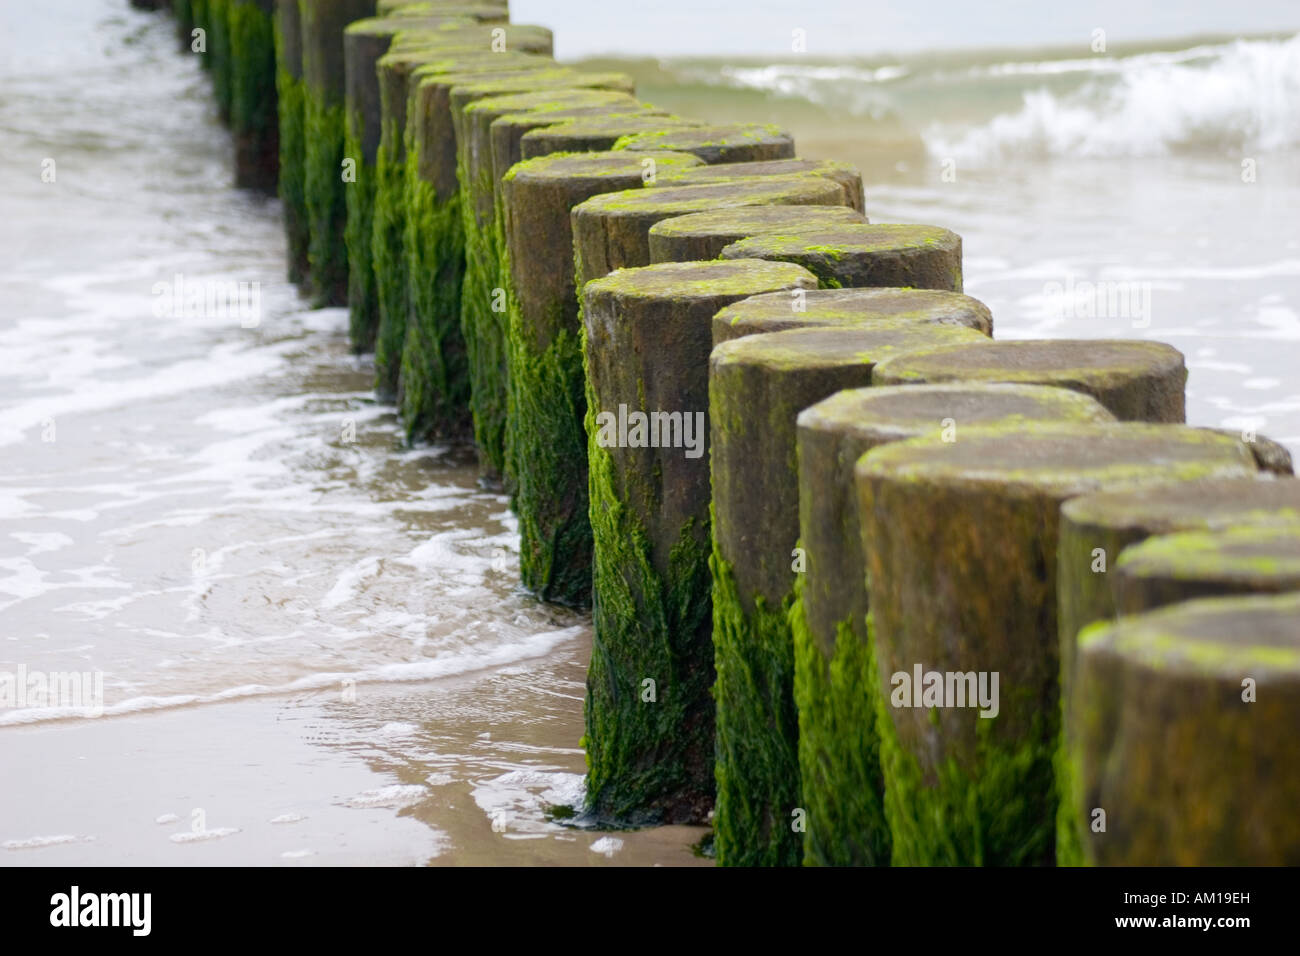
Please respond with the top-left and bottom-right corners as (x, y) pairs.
(513, 0), (1300, 59)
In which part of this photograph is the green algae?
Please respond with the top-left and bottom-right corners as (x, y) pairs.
(711, 544), (801, 866)
(399, 164), (470, 441)
(228, 0), (279, 191)
(274, 5), (310, 285)
(581, 363), (714, 824)
(790, 580), (889, 866)
(870, 607), (1058, 866)
(343, 120), (379, 351)
(208, 0), (233, 122)
(304, 89), (349, 307)
(501, 152), (705, 608)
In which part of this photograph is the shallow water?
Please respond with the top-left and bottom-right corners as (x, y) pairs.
(1, 2), (1295, 864)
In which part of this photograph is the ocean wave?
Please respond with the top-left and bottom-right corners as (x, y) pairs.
(926, 33), (1300, 160)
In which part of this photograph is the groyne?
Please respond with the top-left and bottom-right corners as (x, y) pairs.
(152, 0), (1300, 865)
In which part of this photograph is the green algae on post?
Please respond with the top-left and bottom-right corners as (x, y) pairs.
(721, 222), (963, 291)
(274, 0), (310, 285)
(1055, 475), (1300, 865)
(517, 114), (703, 160)
(448, 73), (642, 481)
(368, 46), (545, 391)
(342, 14), (517, 357)
(793, 384), (1114, 866)
(708, 323), (990, 868)
(653, 157), (867, 215)
(649, 205), (865, 264)
(572, 176), (850, 288)
(712, 287), (994, 346)
(488, 104), (670, 181)
(871, 338), (1189, 423)
(228, 1), (279, 191)
(856, 423), (1256, 865)
(502, 150), (704, 607)
(581, 259), (818, 826)
(613, 123), (796, 165)
(208, 0), (234, 121)
(1115, 524), (1300, 614)
(398, 64), (574, 444)
(1070, 592), (1300, 865)
(301, 0), (379, 308)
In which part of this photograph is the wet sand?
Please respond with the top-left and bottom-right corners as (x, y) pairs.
(1, 628), (710, 866)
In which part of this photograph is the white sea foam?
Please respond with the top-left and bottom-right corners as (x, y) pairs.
(342, 784), (428, 809)
(2, 834), (83, 850)
(926, 34), (1300, 161)
(170, 827), (240, 844)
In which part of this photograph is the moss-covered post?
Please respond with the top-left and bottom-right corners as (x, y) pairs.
(398, 57), (571, 442)
(794, 384), (1115, 866)
(1115, 525), (1300, 614)
(228, 0), (279, 191)
(274, 0), (311, 285)
(709, 323), (991, 867)
(581, 259), (818, 825)
(367, 38), (538, 385)
(397, 92), (660, 411)
(501, 151), (703, 607)
(456, 85), (668, 483)
(653, 157), (866, 215)
(1070, 593), (1300, 865)
(174, 0), (196, 49)
(649, 205), (864, 264)
(856, 423), (1256, 865)
(208, 0), (234, 121)
(1205, 427), (1294, 474)
(1054, 475), (1300, 863)
(342, 13), (512, 357)
(612, 123), (795, 165)
(720, 223), (963, 291)
(488, 105), (670, 182)
(517, 114), (703, 160)
(713, 287), (993, 346)
(300, 0), (377, 306)
(871, 339), (1189, 423)
(571, 176), (850, 289)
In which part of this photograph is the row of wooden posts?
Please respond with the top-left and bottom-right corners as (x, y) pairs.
(147, 0), (1300, 865)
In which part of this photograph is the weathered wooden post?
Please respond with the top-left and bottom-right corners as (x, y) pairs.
(794, 384), (1114, 866)
(856, 423), (1255, 865)
(613, 123), (795, 164)
(649, 205), (865, 264)
(300, 0), (377, 306)
(501, 150), (703, 606)
(517, 115), (704, 160)
(274, 0), (311, 285)
(871, 339), (1189, 423)
(229, 0), (280, 190)
(1114, 525), (1300, 613)
(581, 259), (818, 825)
(1054, 475), (1300, 863)
(1070, 593), (1300, 865)
(720, 223), (963, 291)
(712, 287), (993, 345)
(342, 11), (513, 356)
(653, 157), (865, 214)
(571, 176), (850, 289)
(709, 323), (991, 867)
